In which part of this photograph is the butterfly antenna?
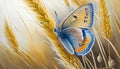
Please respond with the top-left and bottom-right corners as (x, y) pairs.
(54, 11), (59, 28)
(54, 11), (58, 18)
(55, 11), (59, 20)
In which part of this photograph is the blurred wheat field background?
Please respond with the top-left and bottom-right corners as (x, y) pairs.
(0, 0), (120, 69)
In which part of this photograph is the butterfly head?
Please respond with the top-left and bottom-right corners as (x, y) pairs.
(54, 28), (63, 37)
(54, 28), (57, 32)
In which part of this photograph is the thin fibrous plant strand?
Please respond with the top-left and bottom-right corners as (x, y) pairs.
(95, 12), (108, 65)
(112, 15), (120, 34)
(17, 12), (33, 38)
(108, 43), (110, 57)
(93, 28), (108, 66)
(84, 57), (91, 69)
(82, 56), (87, 69)
(84, 56), (94, 69)
(91, 50), (97, 69)
(96, 30), (108, 62)
(93, 27), (108, 67)
(96, 31), (108, 60)
(103, 37), (120, 62)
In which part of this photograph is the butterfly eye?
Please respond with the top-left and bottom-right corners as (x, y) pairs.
(72, 15), (77, 19)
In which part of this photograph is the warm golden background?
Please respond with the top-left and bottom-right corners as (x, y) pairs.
(0, 0), (120, 69)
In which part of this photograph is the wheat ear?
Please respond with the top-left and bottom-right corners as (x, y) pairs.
(4, 20), (19, 54)
(99, 0), (112, 39)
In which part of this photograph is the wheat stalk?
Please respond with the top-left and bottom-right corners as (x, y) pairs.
(99, 0), (112, 39)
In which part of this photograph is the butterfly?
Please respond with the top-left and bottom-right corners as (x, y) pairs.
(54, 3), (95, 55)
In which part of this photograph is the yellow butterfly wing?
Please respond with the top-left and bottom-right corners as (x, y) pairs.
(59, 3), (94, 30)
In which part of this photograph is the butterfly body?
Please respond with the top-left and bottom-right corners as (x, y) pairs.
(54, 3), (95, 55)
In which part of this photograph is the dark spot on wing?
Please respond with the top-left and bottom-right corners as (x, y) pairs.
(84, 20), (87, 22)
(85, 16), (88, 19)
(85, 8), (88, 11)
(72, 15), (77, 19)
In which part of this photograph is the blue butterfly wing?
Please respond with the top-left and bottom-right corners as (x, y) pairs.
(62, 28), (95, 55)
(59, 3), (94, 30)
(74, 29), (95, 55)
(57, 34), (75, 54)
